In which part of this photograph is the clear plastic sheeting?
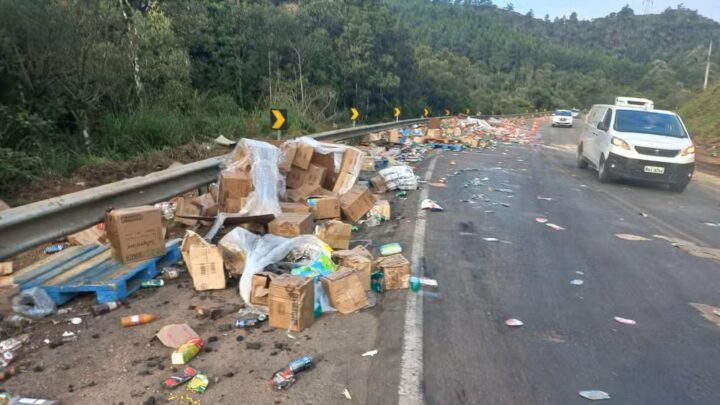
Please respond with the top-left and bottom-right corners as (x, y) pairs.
(228, 227), (332, 306)
(287, 136), (364, 195)
(12, 287), (56, 318)
(228, 139), (283, 217)
(378, 165), (418, 190)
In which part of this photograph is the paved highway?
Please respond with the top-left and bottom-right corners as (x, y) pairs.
(374, 122), (720, 405)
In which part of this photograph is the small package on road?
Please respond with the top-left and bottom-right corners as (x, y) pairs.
(269, 274), (314, 332)
(321, 267), (368, 314)
(315, 220), (352, 250)
(378, 254), (410, 290)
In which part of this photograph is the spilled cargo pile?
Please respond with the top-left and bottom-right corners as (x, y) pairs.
(0, 116), (535, 401)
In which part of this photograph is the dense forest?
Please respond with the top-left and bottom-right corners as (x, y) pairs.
(1, 0), (718, 189)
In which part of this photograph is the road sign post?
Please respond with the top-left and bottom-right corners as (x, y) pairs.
(270, 108), (288, 139)
(350, 107), (360, 128)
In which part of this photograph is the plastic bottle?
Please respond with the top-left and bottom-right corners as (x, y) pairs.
(141, 279), (164, 288)
(120, 314), (156, 327)
(410, 276), (421, 292)
(171, 337), (203, 365)
(287, 356), (313, 373)
(10, 398), (58, 405)
(234, 314), (267, 328)
(92, 301), (121, 315)
(0, 366), (16, 381)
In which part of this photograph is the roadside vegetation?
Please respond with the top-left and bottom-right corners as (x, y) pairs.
(1, 0), (718, 194)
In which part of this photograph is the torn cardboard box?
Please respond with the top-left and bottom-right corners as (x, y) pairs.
(370, 175), (388, 193)
(269, 274), (314, 332)
(157, 324), (199, 348)
(268, 213), (314, 238)
(332, 251), (372, 291)
(370, 200), (391, 220)
(307, 196), (340, 220)
(315, 220), (351, 250)
(340, 185), (375, 223)
(181, 231), (226, 291)
(280, 202), (310, 213)
(68, 225), (105, 246)
(105, 206), (165, 264)
(175, 197), (203, 226)
(310, 152), (336, 190)
(321, 267), (368, 314)
(378, 254), (410, 290)
(251, 272), (276, 307)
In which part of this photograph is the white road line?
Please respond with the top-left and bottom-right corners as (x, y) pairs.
(398, 153), (439, 405)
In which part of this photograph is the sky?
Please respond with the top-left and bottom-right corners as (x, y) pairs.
(508, 0), (720, 22)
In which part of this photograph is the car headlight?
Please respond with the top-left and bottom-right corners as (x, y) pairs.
(611, 137), (631, 151)
(681, 146), (695, 156)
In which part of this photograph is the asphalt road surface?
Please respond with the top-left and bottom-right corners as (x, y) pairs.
(413, 123), (720, 404)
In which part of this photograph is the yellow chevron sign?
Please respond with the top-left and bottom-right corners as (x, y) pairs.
(393, 107), (401, 118)
(423, 108), (430, 117)
(270, 108), (287, 130)
(350, 107), (360, 121)
(465, 108), (470, 115)
(443, 109), (450, 116)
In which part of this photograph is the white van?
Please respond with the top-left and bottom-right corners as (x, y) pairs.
(576, 98), (695, 192)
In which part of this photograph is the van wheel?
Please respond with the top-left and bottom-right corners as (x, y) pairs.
(577, 145), (588, 169)
(598, 155), (611, 183)
(669, 181), (688, 193)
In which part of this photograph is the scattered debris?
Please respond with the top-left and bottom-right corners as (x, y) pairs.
(270, 356), (314, 390)
(379, 243), (402, 256)
(342, 388), (352, 400)
(121, 314), (156, 327)
(535, 217), (548, 224)
(163, 367), (198, 389)
(69, 317), (82, 325)
(362, 349), (378, 357)
(44, 244), (66, 254)
(579, 390), (611, 400)
(570, 279), (584, 286)
(157, 324), (199, 348)
(421, 199), (444, 211)
(615, 234), (650, 241)
(545, 223), (565, 230)
(614, 316), (637, 325)
(536, 196), (553, 201)
(187, 372), (209, 393)
(505, 318), (524, 327)
(483, 238), (500, 242)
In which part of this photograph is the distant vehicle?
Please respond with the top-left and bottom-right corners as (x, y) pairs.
(571, 108), (581, 118)
(552, 110), (573, 128)
(576, 97), (695, 192)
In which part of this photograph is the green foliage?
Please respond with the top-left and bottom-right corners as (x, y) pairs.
(679, 81), (720, 139)
(0, 0), (719, 193)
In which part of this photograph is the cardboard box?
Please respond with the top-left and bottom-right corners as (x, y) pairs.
(428, 117), (441, 129)
(0, 284), (19, 314)
(362, 156), (375, 171)
(310, 152), (336, 190)
(332, 251), (372, 291)
(268, 212), (314, 237)
(218, 241), (246, 277)
(315, 220), (352, 250)
(286, 167), (306, 189)
(292, 144), (314, 170)
(378, 254), (410, 290)
(339, 148), (362, 175)
(426, 128), (440, 138)
(281, 202), (310, 213)
(186, 245), (226, 291)
(279, 143), (297, 173)
(105, 206), (165, 264)
(453, 127), (462, 137)
(219, 169), (253, 212)
(269, 274), (314, 332)
(251, 272), (276, 307)
(68, 225), (105, 246)
(286, 184), (326, 203)
(175, 197), (203, 226)
(307, 196), (340, 220)
(339, 185), (375, 223)
(305, 164), (328, 187)
(413, 136), (426, 144)
(370, 200), (391, 220)
(0, 262), (12, 276)
(370, 175), (388, 193)
(389, 129), (400, 143)
(181, 231), (226, 290)
(321, 267), (368, 314)
(352, 245), (374, 260)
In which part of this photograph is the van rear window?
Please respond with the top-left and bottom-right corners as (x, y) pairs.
(614, 110), (687, 138)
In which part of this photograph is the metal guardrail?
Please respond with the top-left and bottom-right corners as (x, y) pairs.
(0, 117), (428, 260)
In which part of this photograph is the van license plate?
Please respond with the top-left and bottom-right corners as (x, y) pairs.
(643, 165), (665, 174)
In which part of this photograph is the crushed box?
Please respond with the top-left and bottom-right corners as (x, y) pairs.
(340, 185), (375, 223)
(251, 272), (277, 307)
(307, 196), (340, 220)
(315, 220), (352, 250)
(321, 267), (368, 314)
(378, 254), (410, 290)
(370, 175), (388, 193)
(269, 274), (314, 332)
(332, 250), (372, 291)
(181, 231), (226, 290)
(268, 212), (314, 238)
(105, 206), (165, 264)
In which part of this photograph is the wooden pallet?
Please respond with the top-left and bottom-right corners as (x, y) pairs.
(13, 239), (181, 305)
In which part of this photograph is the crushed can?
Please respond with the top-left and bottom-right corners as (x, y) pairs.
(270, 356), (314, 390)
(234, 314), (267, 328)
(44, 244), (65, 254)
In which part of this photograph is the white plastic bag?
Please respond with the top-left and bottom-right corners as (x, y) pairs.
(227, 139), (283, 217)
(379, 165), (417, 190)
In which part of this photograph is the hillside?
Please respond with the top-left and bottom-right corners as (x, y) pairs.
(1, 0), (719, 191)
(679, 82), (720, 166)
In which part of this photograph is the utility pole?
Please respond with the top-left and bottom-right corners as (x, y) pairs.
(704, 40), (713, 91)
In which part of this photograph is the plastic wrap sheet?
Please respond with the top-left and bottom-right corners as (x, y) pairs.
(229, 227), (331, 306)
(282, 136), (364, 195)
(378, 165), (417, 190)
(227, 139), (283, 217)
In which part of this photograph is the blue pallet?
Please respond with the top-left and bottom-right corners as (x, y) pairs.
(14, 239), (181, 305)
